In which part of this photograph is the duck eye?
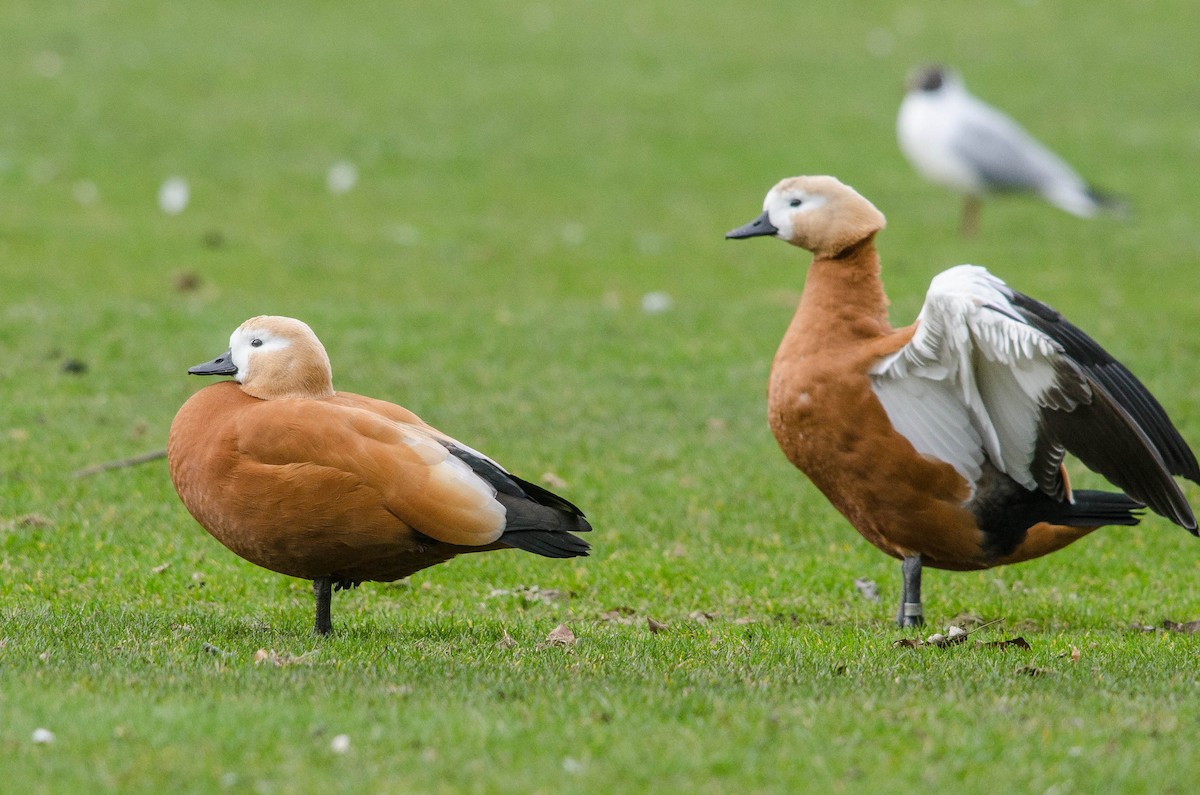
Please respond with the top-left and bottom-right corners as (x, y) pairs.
(250, 338), (263, 348)
(789, 198), (804, 208)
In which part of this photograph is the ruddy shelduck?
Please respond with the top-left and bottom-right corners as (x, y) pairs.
(727, 175), (1197, 626)
(168, 316), (591, 634)
(898, 65), (1122, 236)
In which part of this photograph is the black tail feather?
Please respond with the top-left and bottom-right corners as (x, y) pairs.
(501, 528), (591, 558)
(434, 440), (593, 557)
(978, 479), (1146, 559)
(508, 473), (588, 517)
(493, 492), (592, 559)
(1059, 490), (1143, 527)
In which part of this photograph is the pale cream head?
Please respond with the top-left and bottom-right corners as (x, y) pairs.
(759, 175), (887, 258)
(229, 316), (335, 400)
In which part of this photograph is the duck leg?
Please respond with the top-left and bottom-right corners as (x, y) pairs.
(896, 555), (924, 628)
(313, 577), (333, 635)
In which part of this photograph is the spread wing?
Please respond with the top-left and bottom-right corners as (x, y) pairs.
(869, 264), (1197, 531)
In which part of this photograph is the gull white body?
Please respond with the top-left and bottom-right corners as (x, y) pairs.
(897, 66), (1118, 233)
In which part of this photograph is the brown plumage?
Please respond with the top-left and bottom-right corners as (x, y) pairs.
(168, 316), (590, 634)
(727, 176), (1197, 625)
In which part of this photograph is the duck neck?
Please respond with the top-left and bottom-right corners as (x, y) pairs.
(780, 236), (892, 359)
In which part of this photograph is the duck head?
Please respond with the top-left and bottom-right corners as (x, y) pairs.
(188, 315), (335, 400)
(726, 175), (886, 259)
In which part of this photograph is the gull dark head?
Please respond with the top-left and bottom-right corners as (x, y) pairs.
(905, 64), (961, 94)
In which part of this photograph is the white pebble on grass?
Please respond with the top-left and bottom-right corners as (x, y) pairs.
(327, 161), (358, 194)
(560, 222), (585, 246)
(865, 28), (896, 58)
(158, 177), (190, 215)
(72, 180), (99, 205)
(33, 51), (64, 78)
(641, 291), (673, 314)
(390, 224), (419, 246)
(330, 734), (351, 753)
(32, 728), (55, 744)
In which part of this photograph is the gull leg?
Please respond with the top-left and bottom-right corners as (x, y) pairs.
(313, 576), (333, 635)
(960, 196), (981, 238)
(896, 555), (924, 628)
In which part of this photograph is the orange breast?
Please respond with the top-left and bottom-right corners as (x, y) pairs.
(768, 341), (995, 570)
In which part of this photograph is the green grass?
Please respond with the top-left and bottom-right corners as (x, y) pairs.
(3, 1), (1200, 792)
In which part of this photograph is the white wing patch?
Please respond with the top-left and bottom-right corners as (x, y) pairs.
(872, 374), (985, 484)
(400, 429), (500, 509)
(870, 265), (1076, 493)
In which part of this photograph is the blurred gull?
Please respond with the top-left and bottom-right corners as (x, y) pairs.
(897, 65), (1122, 236)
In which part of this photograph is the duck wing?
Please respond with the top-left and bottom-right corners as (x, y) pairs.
(869, 264), (1196, 531)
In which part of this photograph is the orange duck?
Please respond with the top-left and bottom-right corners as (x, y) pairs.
(726, 175), (1197, 626)
(168, 316), (591, 634)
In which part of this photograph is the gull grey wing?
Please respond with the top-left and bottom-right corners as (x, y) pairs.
(950, 111), (1081, 194)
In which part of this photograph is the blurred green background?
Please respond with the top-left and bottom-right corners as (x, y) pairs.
(3, 1), (1198, 792)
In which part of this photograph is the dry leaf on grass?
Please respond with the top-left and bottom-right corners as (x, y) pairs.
(496, 631), (517, 650)
(948, 612), (987, 628)
(689, 611), (716, 623)
(647, 618), (667, 634)
(540, 471), (568, 489)
(981, 637), (1031, 651)
(545, 624), (576, 647)
(893, 619), (1014, 649)
(662, 542), (688, 559)
(253, 648), (314, 667)
(924, 626), (970, 647)
(487, 585), (568, 605)
(598, 606), (637, 624)
(2, 514), (54, 532)
(1163, 619), (1200, 634)
(893, 625), (970, 648)
(175, 271), (202, 291)
(854, 578), (883, 605)
(1015, 665), (1051, 677)
(853, 578), (879, 602)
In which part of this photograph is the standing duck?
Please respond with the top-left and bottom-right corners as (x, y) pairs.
(168, 316), (591, 634)
(897, 65), (1122, 236)
(726, 175), (1196, 626)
